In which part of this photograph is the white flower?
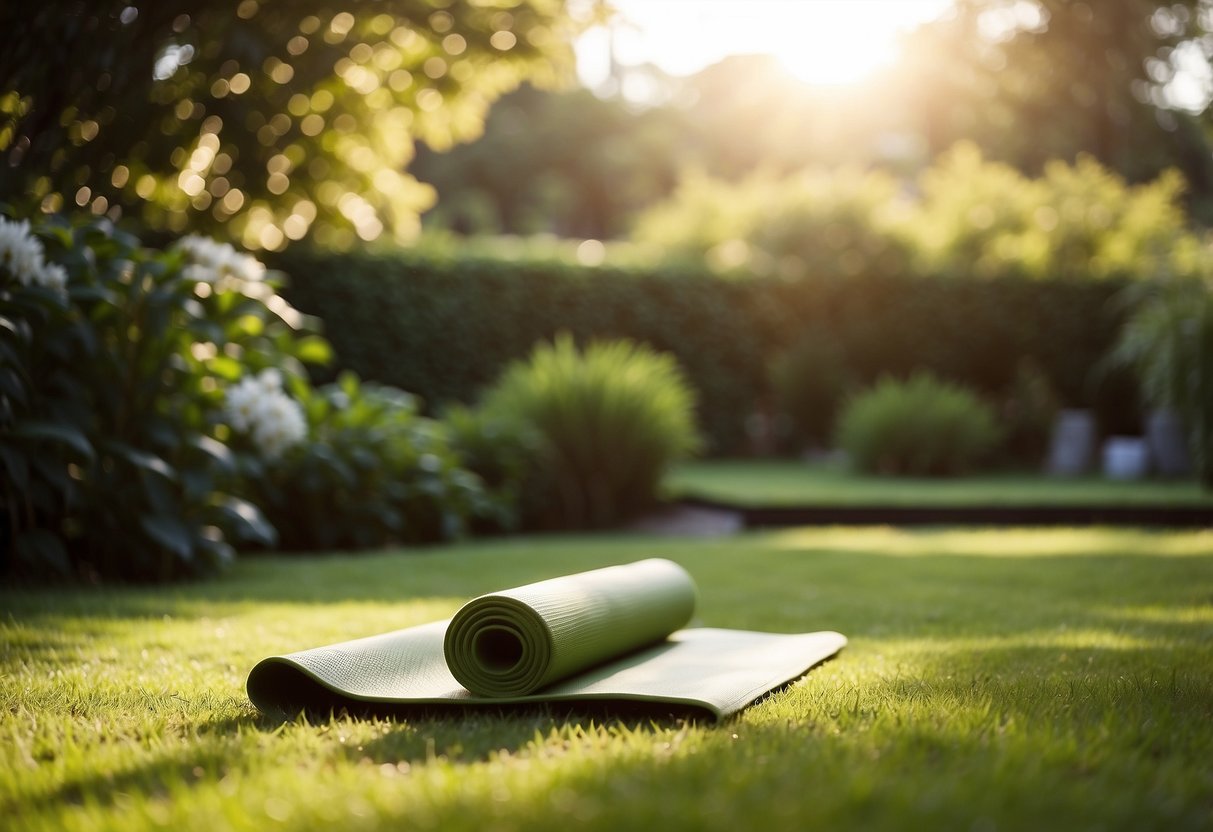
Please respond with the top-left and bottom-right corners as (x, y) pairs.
(223, 371), (307, 459)
(175, 234), (266, 286)
(257, 368), (283, 391)
(0, 217), (45, 286)
(182, 263), (214, 284)
(38, 263), (68, 296)
(0, 217), (69, 297)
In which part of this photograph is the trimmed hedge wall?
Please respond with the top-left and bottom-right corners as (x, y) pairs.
(272, 248), (1132, 452)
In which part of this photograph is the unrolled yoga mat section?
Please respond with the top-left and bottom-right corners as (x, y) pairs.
(246, 559), (847, 721)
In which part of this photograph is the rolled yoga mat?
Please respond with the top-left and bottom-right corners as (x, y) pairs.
(247, 559), (847, 721)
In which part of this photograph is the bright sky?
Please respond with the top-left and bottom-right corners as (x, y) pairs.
(576, 0), (956, 89)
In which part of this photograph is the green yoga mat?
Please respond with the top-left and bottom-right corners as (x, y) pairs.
(247, 559), (846, 721)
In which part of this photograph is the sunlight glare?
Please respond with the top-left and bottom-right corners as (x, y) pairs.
(578, 0), (954, 91)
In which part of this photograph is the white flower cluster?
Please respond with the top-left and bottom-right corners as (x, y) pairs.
(0, 217), (69, 296)
(224, 369), (307, 459)
(175, 234), (266, 285)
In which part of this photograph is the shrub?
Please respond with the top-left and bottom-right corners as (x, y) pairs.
(441, 403), (551, 532)
(910, 144), (1208, 281)
(631, 167), (912, 280)
(241, 373), (495, 552)
(836, 373), (1001, 476)
(0, 215), (318, 581)
(769, 331), (853, 451)
(997, 360), (1060, 469)
(481, 335), (700, 528)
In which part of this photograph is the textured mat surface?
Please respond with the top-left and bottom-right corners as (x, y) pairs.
(247, 559), (846, 721)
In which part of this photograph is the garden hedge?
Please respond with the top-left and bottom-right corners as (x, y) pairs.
(272, 248), (1133, 453)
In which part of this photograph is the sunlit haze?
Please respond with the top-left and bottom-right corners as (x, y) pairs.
(577, 0), (955, 91)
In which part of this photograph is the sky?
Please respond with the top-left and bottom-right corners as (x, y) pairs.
(575, 0), (956, 90)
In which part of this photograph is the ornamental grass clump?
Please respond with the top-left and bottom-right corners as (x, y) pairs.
(1113, 278), (1213, 487)
(483, 335), (700, 529)
(837, 373), (1001, 476)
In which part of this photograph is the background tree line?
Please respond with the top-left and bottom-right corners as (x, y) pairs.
(413, 0), (1213, 240)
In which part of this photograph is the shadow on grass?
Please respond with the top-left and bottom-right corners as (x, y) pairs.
(16, 642), (1211, 829)
(5, 541), (1212, 664)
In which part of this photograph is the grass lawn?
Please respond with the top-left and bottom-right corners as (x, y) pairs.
(4, 527), (1212, 831)
(666, 459), (1213, 507)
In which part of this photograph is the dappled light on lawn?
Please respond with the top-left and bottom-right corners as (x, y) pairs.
(4, 527), (1211, 830)
(765, 525), (1213, 558)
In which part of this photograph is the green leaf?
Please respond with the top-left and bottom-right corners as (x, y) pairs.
(139, 513), (193, 560)
(187, 434), (236, 473)
(140, 470), (177, 515)
(102, 441), (176, 480)
(207, 355), (243, 381)
(216, 496), (278, 547)
(10, 421), (95, 461)
(14, 529), (71, 574)
(0, 368), (28, 407)
(0, 444), (30, 492)
(295, 336), (334, 366)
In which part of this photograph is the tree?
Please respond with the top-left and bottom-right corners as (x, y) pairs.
(0, 0), (576, 250)
(891, 0), (1213, 214)
(413, 83), (686, 238)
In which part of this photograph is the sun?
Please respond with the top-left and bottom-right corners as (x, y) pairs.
(578, 0), (952, 90)
(766, 6), (904, 86)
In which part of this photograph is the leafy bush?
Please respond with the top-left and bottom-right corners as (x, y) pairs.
(836, 373), (1001, 476)
(241, 373), (495, 552)
(481, 335), (699, 528)
(1113, 278), (1213, 486)
(1, 214), (320, 580)
(632, 143), (1207, 284)
(631, 167), (912, 280)
(769, 331), (853, 450)
(911, 144), (1208, 281)
(441, 403), (551, 532)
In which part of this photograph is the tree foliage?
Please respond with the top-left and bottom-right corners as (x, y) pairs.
(631, 144), (1209, 282)
(413, 83), (684, 239)
(0, 0), (576, 250)
(892, 0), (1213, 196)
(417, 1), (1213, 237)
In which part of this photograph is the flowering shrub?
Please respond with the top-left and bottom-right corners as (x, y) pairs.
(242, 374), (498, 552)
(224, 370), (308, 460)
(0, 217), (68, 294)
(0, 212), (322, 580)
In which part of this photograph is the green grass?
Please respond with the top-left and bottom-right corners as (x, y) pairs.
(4, 527), (1213, 831)
(666, 459), (1213, 507)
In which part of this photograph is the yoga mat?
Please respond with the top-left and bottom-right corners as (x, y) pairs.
(247, 559), (846, 721)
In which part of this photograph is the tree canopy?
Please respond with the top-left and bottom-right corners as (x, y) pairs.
(0, 0), (576, 250)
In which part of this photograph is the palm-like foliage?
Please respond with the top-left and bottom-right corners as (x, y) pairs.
(1114, 278), (1213, 486)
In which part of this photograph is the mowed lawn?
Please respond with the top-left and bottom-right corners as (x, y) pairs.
(666, 459), (1213, 507)
(3, 527), (1212, 831)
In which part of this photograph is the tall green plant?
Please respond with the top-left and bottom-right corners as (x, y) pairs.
(1113, 278), (1213, 486)
(482, 335), (700, 529)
